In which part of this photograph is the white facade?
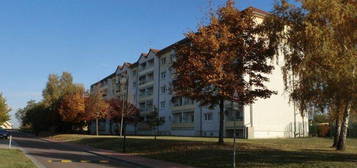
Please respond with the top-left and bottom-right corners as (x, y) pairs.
(1, 121), (12, 129)
(89, 7), (309, 139)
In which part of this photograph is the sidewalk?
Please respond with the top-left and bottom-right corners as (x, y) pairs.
(45, 138), (195, 168)
(0, 139), (11, 149)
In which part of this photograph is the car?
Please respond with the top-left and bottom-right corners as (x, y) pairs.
(0, 128), (10, 139)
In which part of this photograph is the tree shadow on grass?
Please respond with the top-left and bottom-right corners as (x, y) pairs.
(136, 141), (357, 168)
(68, 137), (357, 168)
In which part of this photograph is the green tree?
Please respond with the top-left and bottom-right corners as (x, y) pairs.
(173, 0), (276, 144)
(41, 72), (81, 132)
(17, 101), (50, 135)
(145, 107), (165, 141)
(16, 100), (36, 128)
(262, 0), (357, 150)
(0, 93), (11, 125)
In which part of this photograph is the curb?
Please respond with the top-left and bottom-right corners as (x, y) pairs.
(12, 140), (47, 168)
(41, 138), (151, 168)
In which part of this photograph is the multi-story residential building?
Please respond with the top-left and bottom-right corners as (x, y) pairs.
(89, 7), (308, 139)
(0, 121), (12, 129)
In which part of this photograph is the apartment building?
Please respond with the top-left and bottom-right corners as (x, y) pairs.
(89, 7), (308, 139)
(0, 121), (12, 129)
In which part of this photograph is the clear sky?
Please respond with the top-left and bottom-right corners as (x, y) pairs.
(0, 0), (279, 128)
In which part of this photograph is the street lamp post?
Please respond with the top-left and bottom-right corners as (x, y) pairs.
(233, 116), (236, 168)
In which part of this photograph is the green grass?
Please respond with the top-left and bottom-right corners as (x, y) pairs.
(0, 148), (36, 168)
(50, 134), (357, 168)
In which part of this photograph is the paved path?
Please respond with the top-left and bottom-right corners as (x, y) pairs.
(12, 132), (139, 168)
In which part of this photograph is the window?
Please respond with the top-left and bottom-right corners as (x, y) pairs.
(140, 62), (146, 71)
(160, 101), (166, 108)
(183, 97), (194, 105)
(139, 102), (146, 112)
(161, 57), (166, 65)
(183, 112), (194, 123)
(204, 113), (213, 121)
(172, 96), (183, 106)
(161, 71), (166, 79)
(160, 85), (166, 94)
(173, 113), (182, 123)
(139, 89), (145, 96)
(148, 59), (154, 67)
(133, 81), (137, 87)
(147, 72), (154, 81)
(146, 87), (153, 96)
(139, 75), (146, 85)
(132, 70), (137, 77)
(170, 54), (176, 63)
(146, 100), (153, 111)
(168, 83), (173, 94)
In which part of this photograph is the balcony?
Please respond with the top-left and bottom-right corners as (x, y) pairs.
(172, 104), (195, 112)
(137, 123), (151, 130)
(225, 120), (244, 129)
(172, 122), (194, 130)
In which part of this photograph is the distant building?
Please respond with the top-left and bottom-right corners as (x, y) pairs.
(1, 121), (12, 129)
(89, 7), (308, 139)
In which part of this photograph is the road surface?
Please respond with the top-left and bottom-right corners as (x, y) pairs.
(12, 132), (139, 168)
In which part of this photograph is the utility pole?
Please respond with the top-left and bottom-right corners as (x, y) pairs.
(96, 118), (99, 136)
(233, 102), (236, 168)
(231, 92), (237, 168)
(200, 106), (203, 136)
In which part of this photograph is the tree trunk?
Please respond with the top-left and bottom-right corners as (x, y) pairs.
(336, 103), (351, 151)
(134, 123), (137, 135)
(332, 114), (341, 148)
(302, 115), (305, 137)
(122, 124), (127, 153)
(218, 99), (225, 144)
(109, 120), (113, 135)
(96, 118), (99, 136)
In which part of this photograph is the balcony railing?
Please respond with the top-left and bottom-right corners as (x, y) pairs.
(225, 120), (244, 129)
(172, 122), (194, 129)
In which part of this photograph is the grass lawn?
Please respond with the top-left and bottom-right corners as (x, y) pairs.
(0, 148), (36, 168)
(50, 134), (357, 168)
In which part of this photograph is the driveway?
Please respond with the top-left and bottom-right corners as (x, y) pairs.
(11, 132), (140, 168)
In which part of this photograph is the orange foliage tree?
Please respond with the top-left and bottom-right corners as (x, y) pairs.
(107, 97), (140, 134)
(107, 97), (140, 153)
(173, 0), (276, 144)
(58, 85), (85, 124)
(84, 90), (109, 136)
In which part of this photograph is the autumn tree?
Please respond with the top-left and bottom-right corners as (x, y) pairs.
(58, 85), (85, 125)
(173, 0), (276, 144)
(262, 0), (357, 150)
(0, 93), (11, 125)
(42, 72), (79, 132)
(84, 89), (109, 136)
(107, 97), (139, 152)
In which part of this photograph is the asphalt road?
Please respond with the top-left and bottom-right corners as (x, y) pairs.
(12, 132), (139, 168)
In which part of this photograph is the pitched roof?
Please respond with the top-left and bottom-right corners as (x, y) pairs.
(243, 6), (270, 18)
(156, 38), (188, 56)
(150, 48), (160, 53)
(91, 72), (115, 87)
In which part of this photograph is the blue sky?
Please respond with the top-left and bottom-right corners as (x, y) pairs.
(0, 0), (279, 127)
